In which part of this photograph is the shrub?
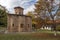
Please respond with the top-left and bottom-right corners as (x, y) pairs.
(56, 25), (60, 31)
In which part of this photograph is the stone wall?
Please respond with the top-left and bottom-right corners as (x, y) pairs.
(7, 15), (32, 32)
(7, 7), (32, 33)
(14, 7), (23, 15)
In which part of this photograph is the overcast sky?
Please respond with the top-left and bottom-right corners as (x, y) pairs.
(0, 0), (59, 14)
(0, 0), (37, 14)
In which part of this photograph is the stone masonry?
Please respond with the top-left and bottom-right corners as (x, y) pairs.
(7, 7), (32, 32)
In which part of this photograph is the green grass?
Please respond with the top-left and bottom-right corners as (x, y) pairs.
(0, 27), (6, 30)
(0, 28), (60, 40)
(0, 32), (60, 40)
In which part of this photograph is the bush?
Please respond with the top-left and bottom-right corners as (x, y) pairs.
(56, 25), (60, 31)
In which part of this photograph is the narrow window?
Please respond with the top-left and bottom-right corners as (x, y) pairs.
(21, 24), (24, 28)
(12, 24), (14, 27)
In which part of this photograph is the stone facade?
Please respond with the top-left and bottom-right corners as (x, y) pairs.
(7, 7), (32, 32)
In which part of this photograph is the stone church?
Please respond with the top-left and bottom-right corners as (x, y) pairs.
(7, 7), (32, 32)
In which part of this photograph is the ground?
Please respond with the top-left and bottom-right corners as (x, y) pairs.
(0, 27), (60, 40)
(0, 31), (60, 40)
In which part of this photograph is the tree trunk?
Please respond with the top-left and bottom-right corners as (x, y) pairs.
(52, 19), (57, 36)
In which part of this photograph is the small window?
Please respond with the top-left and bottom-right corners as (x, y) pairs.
(21, 24), (24, 28)
(12, 24), (14, 27)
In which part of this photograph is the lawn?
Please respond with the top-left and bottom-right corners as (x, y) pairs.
(0, 32), (60, 40)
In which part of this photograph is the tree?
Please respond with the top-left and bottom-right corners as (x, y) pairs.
(56, 5), (60, 20)
(26, 12), (36, 24)
(35, 0), (59, 30)
(35, 0), (60, 36)
(35, 0), (50, 29)
(26, 12), (44, 29)
(0, 8), (7, 27)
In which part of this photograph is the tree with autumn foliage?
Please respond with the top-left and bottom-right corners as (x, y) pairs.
(26, 12), (36, 24)
(26, 12), (44, 29)
(35, 0), (60, 31)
